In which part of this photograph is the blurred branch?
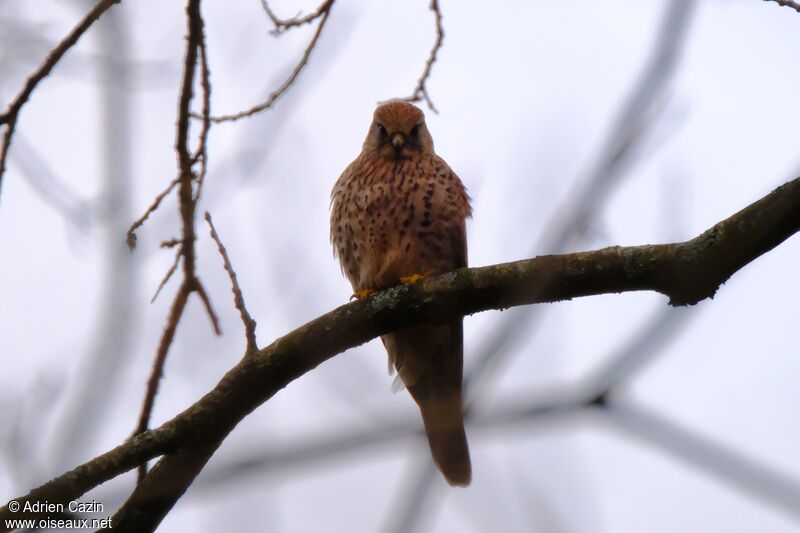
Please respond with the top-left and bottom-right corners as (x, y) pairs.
(394, 2), (700, 519)
(583, 306), (694, 396)
(0, 16), (174, 91)
(49, 0), (138, 473)
(464, 0), (699, 406)
(1, 176), (797, 530)
(0, 0), (121, 194)
(603, 401), (800, 520)
(399, 0), (444, 113)
(384, 462), (440, 533)
(10, 132), (98, 230)
(205, 0), (334, 123)
(763, 0), (800, 13)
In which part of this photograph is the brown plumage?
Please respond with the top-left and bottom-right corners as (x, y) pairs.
(330, 101), (472, 486)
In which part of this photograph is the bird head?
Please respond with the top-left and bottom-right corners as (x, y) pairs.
(364, 101), (434, 160)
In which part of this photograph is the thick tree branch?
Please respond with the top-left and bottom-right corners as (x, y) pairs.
(1, 177), (798, 531)
(763, 0), (800, 14)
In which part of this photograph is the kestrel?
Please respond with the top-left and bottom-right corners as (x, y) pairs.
(330, 101), (473, 486)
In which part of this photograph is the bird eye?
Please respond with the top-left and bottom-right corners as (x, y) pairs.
(376, 123), (387, 138)
(410, 125), (420, 137)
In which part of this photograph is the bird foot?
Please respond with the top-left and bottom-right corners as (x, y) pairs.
(351, 288), (376, 300)
(399, 271), (432, 284)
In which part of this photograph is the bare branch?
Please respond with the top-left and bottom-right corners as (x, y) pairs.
(1, 176), (796, 530)
(130, 0), (220, 485)
(126, 0), (211, 248)
(150, 248), (182, 304)
(192, 32), (212, 202)
(126, 178), (179, 250)
(205, 1), (334, 123)
(0, 0), (122, 193)
(134, 281), (191, 483)
(259, 0), (334, 35)
(398, 0), (444, 113)
(205, 212), (258, 351)
(195, 280), (222, 335)
(763, 0), (800, 13)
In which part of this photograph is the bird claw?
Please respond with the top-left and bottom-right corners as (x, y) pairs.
(400, 271), (432, 284)
(351, 288), (376, 300)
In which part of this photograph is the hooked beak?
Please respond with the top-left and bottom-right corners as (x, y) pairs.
(391, 132), (406, 149)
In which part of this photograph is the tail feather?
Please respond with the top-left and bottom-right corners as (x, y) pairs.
(383, 320), (471, 486)
(411, 382), (471, 486)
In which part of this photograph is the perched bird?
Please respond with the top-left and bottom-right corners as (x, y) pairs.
(330, 101), (473, 486)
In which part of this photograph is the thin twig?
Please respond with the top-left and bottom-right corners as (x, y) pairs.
(126, 4), (210, 247)
(150, 248), (182, 304)
(192, 32), (212, 202)
(398, 0), (444, 113)
(134, 281), (192, 482)
(204, 0), (333, 123)
(126, 177), (179, 250)
(259, 0), (333, 35)
(0, 0), (122, 193)
(763, 0), (800, 13)
(195, 280), (222, 335)
(205, 212), (258, 351)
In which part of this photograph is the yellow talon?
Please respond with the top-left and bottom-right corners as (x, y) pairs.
(351, 288), (376, 300)
(399, 272), (428, 284)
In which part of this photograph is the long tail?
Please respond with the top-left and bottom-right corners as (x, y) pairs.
(383, 321), (471, 486)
